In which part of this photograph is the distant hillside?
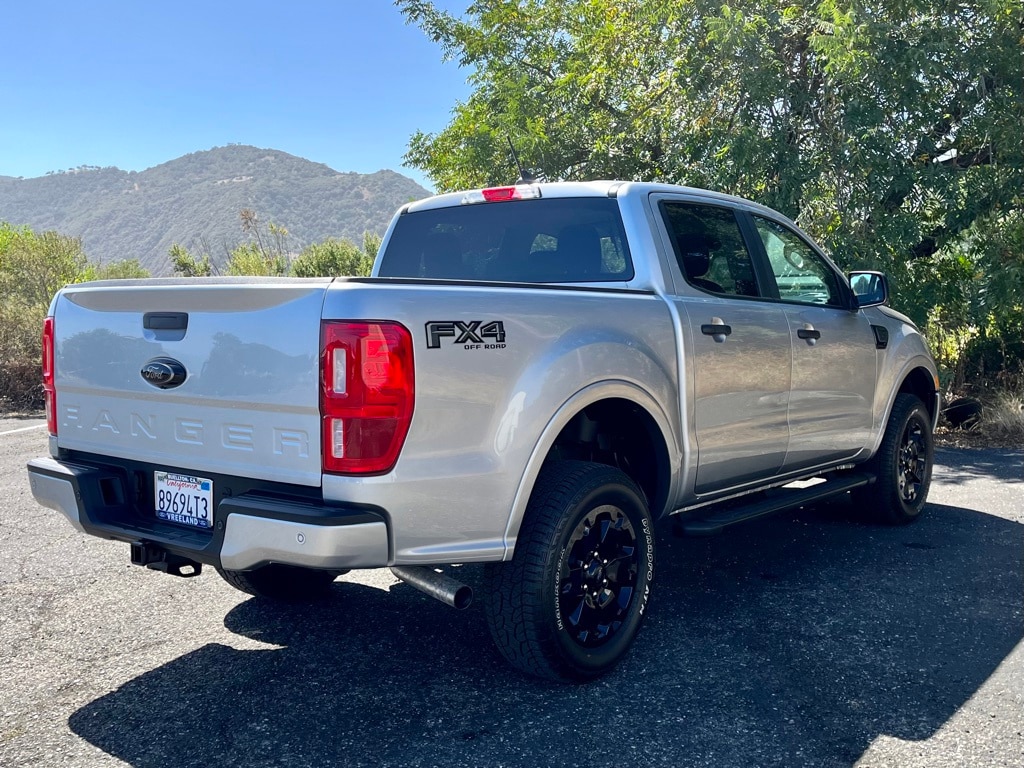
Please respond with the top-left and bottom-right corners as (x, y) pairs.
(0, 145), (430, 275)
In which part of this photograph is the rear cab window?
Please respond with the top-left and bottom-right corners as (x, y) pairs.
(377, 197), (634, 283)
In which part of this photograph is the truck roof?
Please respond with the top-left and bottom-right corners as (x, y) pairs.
(404, 181), (792, 224)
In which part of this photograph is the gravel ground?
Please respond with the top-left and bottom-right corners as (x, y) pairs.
(1, 419), (1021, 767)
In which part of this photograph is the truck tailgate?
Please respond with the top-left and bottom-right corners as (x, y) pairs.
(50, 278), (331, 486)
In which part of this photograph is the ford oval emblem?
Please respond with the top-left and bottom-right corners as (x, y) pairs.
(141, 357), (187, 389)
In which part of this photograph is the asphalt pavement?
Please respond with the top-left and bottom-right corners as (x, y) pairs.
(1, 418), (1021, 767)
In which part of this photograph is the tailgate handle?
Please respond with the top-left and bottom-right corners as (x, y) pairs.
(144, 312), (188, 331)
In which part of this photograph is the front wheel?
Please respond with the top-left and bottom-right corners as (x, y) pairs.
(854, 393), (934, 524)
(484, 461), (655, 681)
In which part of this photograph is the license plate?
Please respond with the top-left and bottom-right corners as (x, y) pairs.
(154, 472), (214, 530)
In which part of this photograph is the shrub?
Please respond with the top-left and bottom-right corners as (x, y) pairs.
(0, 223), (150, 410)
(290, 235), (375, 277)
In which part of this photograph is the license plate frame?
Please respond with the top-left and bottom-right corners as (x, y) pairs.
(154, 471), (214, 530)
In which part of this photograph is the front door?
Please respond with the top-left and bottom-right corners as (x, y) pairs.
(750, 215), (876, 471)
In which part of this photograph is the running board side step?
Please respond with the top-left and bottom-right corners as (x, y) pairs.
(674, 473), (873, 537)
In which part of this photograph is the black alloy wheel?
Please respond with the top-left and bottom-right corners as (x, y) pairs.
(484, 461), (655, 681)
(558, 504), (640, 648)
(853, 393), (934, 525)
(897, 418), (928, 505)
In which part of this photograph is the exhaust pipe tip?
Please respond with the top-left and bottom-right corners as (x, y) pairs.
(390, 565), (473, 610)
(447, 583), (473, 611)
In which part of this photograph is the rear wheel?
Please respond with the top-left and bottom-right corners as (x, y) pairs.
(216, 564), (339, 601)
(484, 461), (655, 681)
(853, 393), (934, 524)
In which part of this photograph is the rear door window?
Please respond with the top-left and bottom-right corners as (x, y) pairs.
(660, 201), (763, 297)
(378, 198), (633, 283)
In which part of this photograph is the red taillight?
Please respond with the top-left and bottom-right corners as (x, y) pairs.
(482, 187), (520, 202)
(42, 316), (56, 436)
(320, 321), (414, 475)
(462, 185), (542, 204)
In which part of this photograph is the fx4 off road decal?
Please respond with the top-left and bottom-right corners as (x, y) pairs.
(425, 320), (507, 350)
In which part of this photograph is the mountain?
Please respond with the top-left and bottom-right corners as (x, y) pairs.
(0, 145), (430, 275)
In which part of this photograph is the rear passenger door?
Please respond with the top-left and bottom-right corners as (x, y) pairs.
(748, 215), (876, 470)
(658, 198), (792, 495)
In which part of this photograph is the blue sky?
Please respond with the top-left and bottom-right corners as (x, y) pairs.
(0, 1), (472, 190)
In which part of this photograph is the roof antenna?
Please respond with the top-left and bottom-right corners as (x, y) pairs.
(507, 137), (536, 184)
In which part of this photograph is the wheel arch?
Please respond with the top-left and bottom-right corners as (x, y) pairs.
(898, 365), (941, 426)
(501, 381), (679, 560)
(870, 358), (941, 456)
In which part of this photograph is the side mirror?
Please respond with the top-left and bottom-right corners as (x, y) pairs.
(849, 270), (889, 308)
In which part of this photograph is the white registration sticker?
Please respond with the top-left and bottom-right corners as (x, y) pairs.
(154, 472), (214, 530)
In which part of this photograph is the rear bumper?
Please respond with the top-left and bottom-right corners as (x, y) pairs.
(27, 456), (390, 571)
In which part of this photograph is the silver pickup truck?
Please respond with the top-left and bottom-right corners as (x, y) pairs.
(27, 181), (939, 681)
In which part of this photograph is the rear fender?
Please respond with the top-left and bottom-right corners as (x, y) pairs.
(501, 381), (680, 560)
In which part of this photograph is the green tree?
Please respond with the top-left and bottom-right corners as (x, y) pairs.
(169, 243), (214, 277)
(400, 0), (1022, 261)
(290, 232), (380, 277)
(225, 210), (290, 276)
(91, 259), (150, 280)
(400, 0), (1024, 386)
(0, 225), (92, 408)
(0, 228), (90, 309)
(0, 222), (31, 257)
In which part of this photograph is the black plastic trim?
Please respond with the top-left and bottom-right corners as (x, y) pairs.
(872, 325), (890, 349)
(217, 494), (383, 527)
(343, 276), (655, 295)
(143, 312), (188, 330)
(45, 451), (386, 567)
(676, 473), (873, 536)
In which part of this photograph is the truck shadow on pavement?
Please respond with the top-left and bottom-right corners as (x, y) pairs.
(69, 499), (1022, 768)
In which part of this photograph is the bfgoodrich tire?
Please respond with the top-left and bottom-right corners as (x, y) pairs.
(216, 564), (339, 601)
(484, 461), (655, 681)
(853, 393), (934, 525)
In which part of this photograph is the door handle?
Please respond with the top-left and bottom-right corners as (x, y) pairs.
(701, 323), (732, 337)
(797, 327), (821, 341)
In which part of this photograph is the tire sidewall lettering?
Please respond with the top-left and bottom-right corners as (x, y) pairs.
(639, 515), (654, 614)
(554, 544), (567, 631)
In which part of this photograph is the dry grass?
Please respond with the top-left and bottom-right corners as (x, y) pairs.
(0, 359), (44, 412)
(937, 389), (1024, 449)
(0, 300), (46, 412)
(984, 391), (1024, 442)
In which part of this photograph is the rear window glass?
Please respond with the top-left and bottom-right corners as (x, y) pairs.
(377, 198), (634, 283)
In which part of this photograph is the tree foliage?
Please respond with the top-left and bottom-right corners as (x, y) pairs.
(169, 243), (214, 277)
(170, 213), (380, 278)
(91, 258), (150, 280)
(0, 223), (150, 409)
(400, 0), (1024, 387)
(401, 0), (1022, 259)
(225, 210), (291, 276)
(0, 225), (91, 310)
(291, 232), (380, 277)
